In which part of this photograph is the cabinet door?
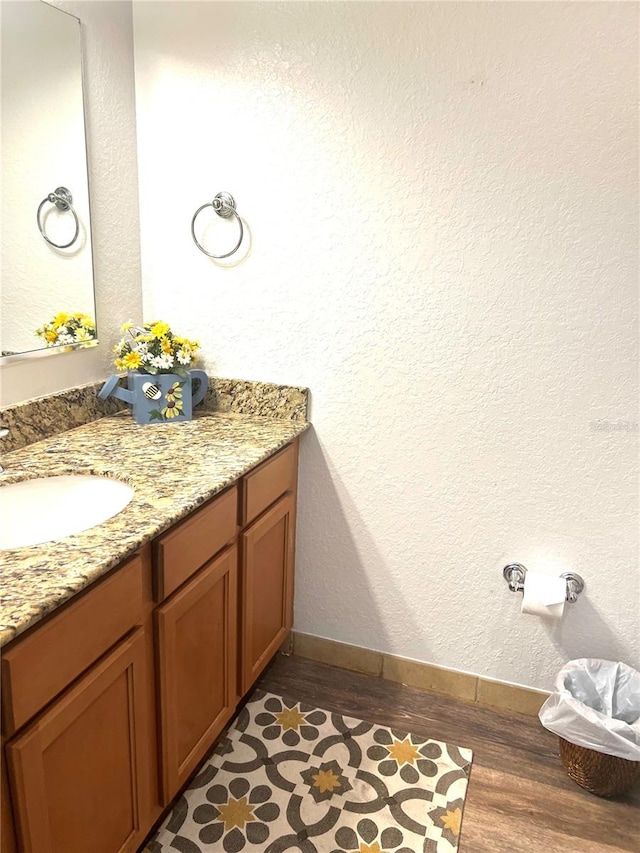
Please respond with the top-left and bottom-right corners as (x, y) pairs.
(155, 546), (237, 805)
(6, 629), (151, 853)
(240, 492), (295, 695)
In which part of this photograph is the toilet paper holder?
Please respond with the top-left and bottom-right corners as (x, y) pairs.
(502, 563), (585, 604)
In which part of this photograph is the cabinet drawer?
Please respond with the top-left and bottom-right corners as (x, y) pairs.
(1, 553), (144, 737)
(153, 486), (237, 602)
(242, 441), (297, 526)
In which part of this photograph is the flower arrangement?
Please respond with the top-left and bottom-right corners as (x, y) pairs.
(35, 312), (96, 347)
(113, 321), (200, 376)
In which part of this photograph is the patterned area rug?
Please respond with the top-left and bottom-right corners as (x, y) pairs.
(147, 691), (473, 853)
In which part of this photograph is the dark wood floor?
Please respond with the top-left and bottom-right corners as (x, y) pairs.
(257, 653), (640, 853)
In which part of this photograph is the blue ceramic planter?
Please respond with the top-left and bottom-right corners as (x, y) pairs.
(98, 369), (208, 425)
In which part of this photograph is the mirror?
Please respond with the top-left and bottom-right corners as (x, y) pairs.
(1, 0), (97, 360)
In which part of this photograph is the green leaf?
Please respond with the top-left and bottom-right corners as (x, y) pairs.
(148, 409), (164, 422)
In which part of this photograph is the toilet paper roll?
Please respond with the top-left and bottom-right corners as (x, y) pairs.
(521, 571), (566, 619)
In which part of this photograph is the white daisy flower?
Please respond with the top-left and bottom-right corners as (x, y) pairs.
(150, 354), (174, 370)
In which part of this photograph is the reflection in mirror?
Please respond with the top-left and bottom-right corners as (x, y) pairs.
(1, 0), (97, 361)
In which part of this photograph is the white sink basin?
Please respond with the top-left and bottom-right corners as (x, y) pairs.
(0, 475), (134, 550)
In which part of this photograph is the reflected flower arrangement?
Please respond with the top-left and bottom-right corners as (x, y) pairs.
(35, 311), (96, 347)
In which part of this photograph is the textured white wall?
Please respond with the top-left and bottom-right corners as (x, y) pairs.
(0, 0), (142, 406)
(133, 1), (639, 689)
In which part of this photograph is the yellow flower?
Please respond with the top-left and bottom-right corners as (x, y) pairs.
(79, 315), (95, 329)
(176, 344), (192, 365)
(165, 382), (183, 401)
(160, 336), (174, 355)
(120, 321), (134, 332)
(150, 321), (170, 339)
(173, 335), (198, 351)
(45, 329), (58, 343)
(114, 357), (127, 371)
(162, 397), (183, 419)
(53, 312), (70, 326)
(123, 351), (142, 370)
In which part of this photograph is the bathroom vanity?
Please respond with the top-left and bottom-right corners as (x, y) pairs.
(0, 407), (307, 853)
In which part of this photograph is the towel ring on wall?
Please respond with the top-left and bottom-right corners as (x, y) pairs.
(191, 191), (244, 259)
(36, 187), (80, 249)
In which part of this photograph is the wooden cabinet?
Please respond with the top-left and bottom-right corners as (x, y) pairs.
(1, 549), (160, 853)
(155, 546), (237, 804)
(240, 493), (296, 694)
(1, 438), (300, 853)
(153, 441), (299, 800)
(2, 555), (145, 738)
(6, 630), (151, 853)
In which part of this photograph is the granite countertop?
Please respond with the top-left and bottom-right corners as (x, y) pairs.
(0, 411), (309, 648)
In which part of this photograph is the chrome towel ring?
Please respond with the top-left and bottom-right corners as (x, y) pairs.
(191, 191), (244, 259)
(36, 187), (80, 249)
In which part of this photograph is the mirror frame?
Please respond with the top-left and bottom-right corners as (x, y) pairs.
(1, 1), (98, 364)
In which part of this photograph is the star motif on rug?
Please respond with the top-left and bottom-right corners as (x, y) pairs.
(357, 843), (384, 853)
(254, 696), (327, 745)
(429, 798), (466, 846)
(301, 759), (353, 803)
(440, 807), (461, 835)
(312, 767), (343, 793)
(367, 727), (444, 783)
(275, 705), (306, 731)
(387, 737), (420, 766)
(334, 818), (409, 853)
(215, 796), (256, 831)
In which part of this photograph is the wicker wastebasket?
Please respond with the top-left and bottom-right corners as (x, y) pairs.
(559, 737), (640, 797)
(539, 659), (640, 797)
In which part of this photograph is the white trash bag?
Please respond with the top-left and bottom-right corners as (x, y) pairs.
(539, 659), (640, 761)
